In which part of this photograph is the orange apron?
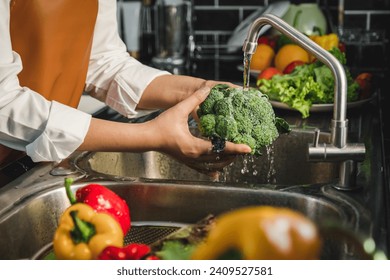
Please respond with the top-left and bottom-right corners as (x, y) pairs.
(1, 0), (98, 167)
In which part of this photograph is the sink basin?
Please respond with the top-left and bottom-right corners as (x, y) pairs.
(74, 129), (339, 185)
(0, 180), (371, 259)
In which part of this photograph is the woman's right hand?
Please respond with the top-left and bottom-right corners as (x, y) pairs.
(145, 87), (251, 172)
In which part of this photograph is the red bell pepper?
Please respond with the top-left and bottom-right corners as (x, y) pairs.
(355, 72), (373, 100)
(283, 60), (305, 74)
(65, 178), (131, 235)
(98, 244), (159, 260)
(257, 67), (282, 81)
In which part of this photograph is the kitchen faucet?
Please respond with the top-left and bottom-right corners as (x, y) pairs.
(242, 14), (366, 190)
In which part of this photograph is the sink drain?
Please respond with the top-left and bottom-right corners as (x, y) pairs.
(124, 224), (181, 245)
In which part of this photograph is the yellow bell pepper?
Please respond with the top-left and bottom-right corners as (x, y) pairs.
(310, 33), (339, 51)
(53, 203), (124, 260)
(191, 206), (322, 260)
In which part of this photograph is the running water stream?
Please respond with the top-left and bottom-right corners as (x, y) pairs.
(224, 51), (277, 183)
(208, 51), (278, 184)
(242, 52), (252, 89)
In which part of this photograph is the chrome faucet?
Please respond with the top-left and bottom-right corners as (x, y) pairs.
(243, 14), (366, 190)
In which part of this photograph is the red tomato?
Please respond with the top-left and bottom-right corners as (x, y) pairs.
(355, 72), (373, 100)
(283, 60), (305, 74)
(257, 36), (277, 49)
(338, 42), (346, 53)
(257, 67), (283, 80)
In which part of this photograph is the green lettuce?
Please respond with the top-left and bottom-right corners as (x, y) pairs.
(257, 47), (359, 118)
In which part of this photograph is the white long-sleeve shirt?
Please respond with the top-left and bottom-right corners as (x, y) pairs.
(0, 0), (169, 162)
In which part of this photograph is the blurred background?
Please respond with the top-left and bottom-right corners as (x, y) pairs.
(117, 0), (389, 79)
(116, 0), (390, 176)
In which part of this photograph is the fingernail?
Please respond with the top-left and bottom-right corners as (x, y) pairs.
(244, 146), (252, 153)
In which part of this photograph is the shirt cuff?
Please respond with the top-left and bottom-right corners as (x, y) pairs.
(105, 65), (171, 119)
(26, 101), (92, 162)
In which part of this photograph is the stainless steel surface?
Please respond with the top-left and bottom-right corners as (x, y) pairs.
(308, 143), (366, 161)
(74, 129), (339, 185)
(154, 0), (188, 58)
(242, 14), (366, 190)
(151, 0), (193, 74)
(0, 179), (371, 259)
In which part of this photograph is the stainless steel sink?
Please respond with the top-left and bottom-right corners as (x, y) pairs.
(74, 129), (339, 185)
(0, 179), (372, 259)
(0, 103), (386, 260)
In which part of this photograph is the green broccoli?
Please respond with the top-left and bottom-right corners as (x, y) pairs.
(233, 134), (257, 153)
(214, 98), (234, 116)
(252, 123), (279, 147)
(215, 115), (239, 140)
(233, 110), (253, 135)
(198, 84), (290, 155)
(198, 114), (216, 137)
(198, 84), (227, 115)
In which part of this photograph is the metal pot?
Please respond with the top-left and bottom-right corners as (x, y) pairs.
(152, 0), (193, 74)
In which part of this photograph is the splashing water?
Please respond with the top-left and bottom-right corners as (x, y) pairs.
(240, 157), (250, 175)
(266, 145), (276, 184)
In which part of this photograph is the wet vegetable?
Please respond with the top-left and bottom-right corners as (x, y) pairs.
(65, 178), (131, 235)
(197, 84), (290, 155)
(53, 203), (124, 260)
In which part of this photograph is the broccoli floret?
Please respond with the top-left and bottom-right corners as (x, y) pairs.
(198, 84), (290, 155)
(246, 93), (275, 124)
(234, 134), (257, 154)
(199, 114), (216, 137)
(252, 123), (279, 149)
(214, 98), (234, 117)
(198, 88), (224, 115)
(233, 110), (253, 135)
(215, 115), (238, 140)
(231, 90), (246, 108)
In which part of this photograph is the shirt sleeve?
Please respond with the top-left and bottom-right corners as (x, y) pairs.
(0, 1), (91, 162)
(85, 0), (171, 119)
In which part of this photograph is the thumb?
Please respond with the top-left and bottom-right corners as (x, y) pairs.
(177, 86), (210, 114)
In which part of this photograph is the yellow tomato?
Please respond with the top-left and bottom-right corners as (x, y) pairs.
(250, 44), (275, 71)
(274, 44), (310, 72)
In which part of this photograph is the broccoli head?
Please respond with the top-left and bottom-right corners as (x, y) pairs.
(197, 84), (290, 155)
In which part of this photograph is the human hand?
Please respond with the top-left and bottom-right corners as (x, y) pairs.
(201, 80), (239, 89)
(147, 87), (251, 173)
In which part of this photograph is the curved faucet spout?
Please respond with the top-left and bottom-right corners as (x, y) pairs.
(243, 14), (348, 145)
(243, 14), (365, 190)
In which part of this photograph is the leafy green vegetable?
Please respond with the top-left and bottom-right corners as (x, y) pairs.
(198, 85), (290, 155)
(156, 240), (196, 260)
(43, 251), (56, 260)
(151, 215), (215, 260)
(257, 47), (359, 118)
